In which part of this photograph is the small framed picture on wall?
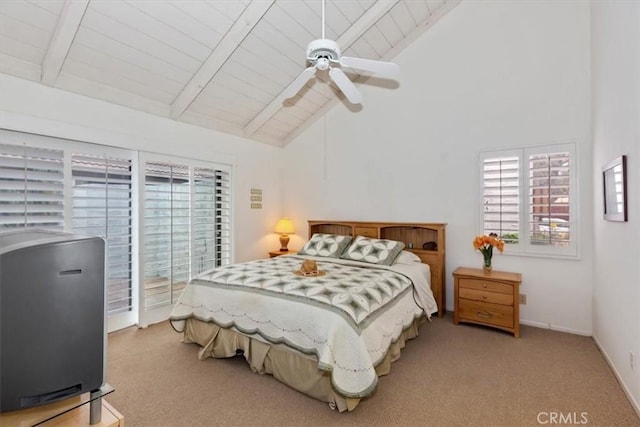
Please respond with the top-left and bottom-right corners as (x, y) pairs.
(602, 155), (627, 222)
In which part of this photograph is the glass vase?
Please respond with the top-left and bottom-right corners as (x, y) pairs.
(482, 253), (492, 274)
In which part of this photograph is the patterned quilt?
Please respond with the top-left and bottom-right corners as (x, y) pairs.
(189, 255), (413, 332)
(170, 254), (436, 398)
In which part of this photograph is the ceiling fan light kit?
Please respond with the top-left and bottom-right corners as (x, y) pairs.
(283, 0), (400, 105)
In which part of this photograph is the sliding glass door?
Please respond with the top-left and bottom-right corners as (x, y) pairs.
(0, 130), (136, 331)
(1, 131), (233, 329)
(138, 154), (231, 326)
(71, 154), (134, 329)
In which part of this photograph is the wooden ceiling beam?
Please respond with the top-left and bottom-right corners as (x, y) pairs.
(243, 0), (400, 137)
(41, 0), (89, 86)
(170, 0), (276, 120)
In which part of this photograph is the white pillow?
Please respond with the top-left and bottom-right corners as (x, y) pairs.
(394, 250), (422, 265)
(297, 233), (352, 258)
(340, 236), (405, 266)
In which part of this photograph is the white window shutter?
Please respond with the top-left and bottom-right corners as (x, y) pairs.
(0, 144), (64, 230)
(143, 161), (190, 311)
(214, 168), (231, 267)
(482, 156), (520, 243)
(71, 154), (133, 316)
(480, 144), (576, 258)
(528, 151), (571, 247)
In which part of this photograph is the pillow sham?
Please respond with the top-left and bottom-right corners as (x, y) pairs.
(394, 250), (422, 265)
(297, 233), (352, 258)
(340, 236), (405, 266)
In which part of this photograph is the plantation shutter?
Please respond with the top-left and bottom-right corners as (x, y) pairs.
(192, 168), (215, 275)
(214, 168), (231, 267)
(71, 154), (133, 316)
(144, 161), (190, 310)
(482, 156), (520, 243)
(141, 158), (232, 325)
(192, 167), (231, 275)
(528, 151), (571, 247)
(0, 144), (64, 230)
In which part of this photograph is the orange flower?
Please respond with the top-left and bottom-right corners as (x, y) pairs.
(473, 233), (505, 255)
(473, 236), (484, 249)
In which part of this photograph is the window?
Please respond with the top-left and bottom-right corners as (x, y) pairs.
(1, 130), (234, 330)
(1, 131), (137, 331)
(144, 161), (191, 311)
(140, 157), (232, 326)
(0, 144), (64, 230)
(481, 154), (520, 244)
(72, 154), (133, 316)
(480, 143), (577, 257)
(193, 167), (231, 275)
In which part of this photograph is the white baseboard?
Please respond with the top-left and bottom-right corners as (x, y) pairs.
(592, 335), (640, 418)
(519, 319), (592, 336)
(445, 306), (638, 416)
(443, 306), (593, 336)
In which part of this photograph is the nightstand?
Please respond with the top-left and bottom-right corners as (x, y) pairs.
(269, 250), (294, 258)
(453, 267), (522, 338)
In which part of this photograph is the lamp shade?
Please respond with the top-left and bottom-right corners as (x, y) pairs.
(275, 218), (295, 234)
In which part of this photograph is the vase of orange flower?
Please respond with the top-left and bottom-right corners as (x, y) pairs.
(473, 233), (505, 274)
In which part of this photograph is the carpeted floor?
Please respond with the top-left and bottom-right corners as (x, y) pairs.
(106, 314), (639, 427)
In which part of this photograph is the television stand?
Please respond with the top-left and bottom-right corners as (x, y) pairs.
(0, 384), (123, 426)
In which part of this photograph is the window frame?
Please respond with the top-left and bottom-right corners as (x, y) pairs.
(1, 129), (235, 331)
(0, 129), (138, 331)
(137, 151), (233, 327)
(71, 153), (135, 320)
(478, 142), (578, 259)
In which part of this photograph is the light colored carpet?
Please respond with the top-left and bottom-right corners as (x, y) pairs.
(106, 314), (639, 427)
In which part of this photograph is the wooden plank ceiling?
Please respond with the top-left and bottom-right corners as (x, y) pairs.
(0, 0), (460, 147)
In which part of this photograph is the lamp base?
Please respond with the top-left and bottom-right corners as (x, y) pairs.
(279, 234), (290, 251)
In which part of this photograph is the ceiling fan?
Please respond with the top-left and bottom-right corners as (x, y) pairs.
(282, 0), (400, 104)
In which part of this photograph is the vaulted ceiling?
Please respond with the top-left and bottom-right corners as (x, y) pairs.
(0, 0), (460, 146)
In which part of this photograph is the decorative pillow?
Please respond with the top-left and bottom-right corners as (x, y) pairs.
(394, 250), (422, 265)
(340, 236), (405, 266)
(297, 233), (352, 258)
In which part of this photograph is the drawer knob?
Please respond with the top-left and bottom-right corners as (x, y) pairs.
(476, 311), (492, 319)
(482, 295), (487, 299)
(483, 284), (488, 288)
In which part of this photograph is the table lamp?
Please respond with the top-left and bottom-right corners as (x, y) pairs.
(274, 218), (295, 251)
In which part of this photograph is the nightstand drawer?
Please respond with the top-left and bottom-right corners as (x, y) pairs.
(458, 277), (513, 295)
(459, 288), (513, 306)
(459, 299), (514, 329)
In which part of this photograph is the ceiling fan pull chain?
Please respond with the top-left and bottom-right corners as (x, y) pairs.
(321, 0), (325, 39)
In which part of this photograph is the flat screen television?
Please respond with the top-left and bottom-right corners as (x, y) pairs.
(0, 229), (106, 412)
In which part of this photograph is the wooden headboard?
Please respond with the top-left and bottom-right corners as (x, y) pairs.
(308, 220), (447, 317)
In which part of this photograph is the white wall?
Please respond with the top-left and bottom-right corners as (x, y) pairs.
(0, 74), (283, 263)
(283, 1), (593, 334)
(591, 1), (640, 412)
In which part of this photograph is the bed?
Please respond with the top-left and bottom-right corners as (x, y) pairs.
(169, 220), (446, 411)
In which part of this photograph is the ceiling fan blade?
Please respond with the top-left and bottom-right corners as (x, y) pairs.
(282, 66), (317, 100)
(339, 56), (400, 78)
(329, 67), (362, 104)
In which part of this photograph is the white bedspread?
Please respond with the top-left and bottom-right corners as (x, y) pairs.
(169, 255), (437, 398)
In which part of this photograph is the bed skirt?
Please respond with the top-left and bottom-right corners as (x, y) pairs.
(176, 315), (426, 412)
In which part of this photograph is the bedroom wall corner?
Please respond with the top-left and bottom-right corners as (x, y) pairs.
(591, 1), (640, 414)
(281, 0), (594, 335)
